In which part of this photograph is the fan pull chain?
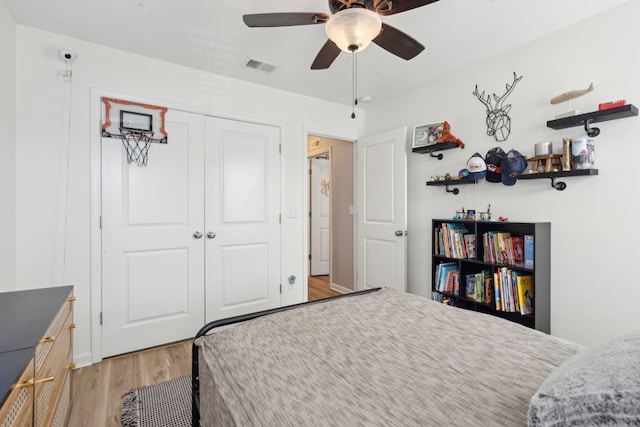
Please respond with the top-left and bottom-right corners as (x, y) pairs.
(351, 50), (358, 119)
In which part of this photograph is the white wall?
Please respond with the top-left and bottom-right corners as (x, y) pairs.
(0, 1), (16, 292)
(14, 25), (364, 364)
(365, 1), (640, 347)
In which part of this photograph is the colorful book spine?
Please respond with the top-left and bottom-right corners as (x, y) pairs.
(524, 235), (534, 269)
(516, 275), (534, 315)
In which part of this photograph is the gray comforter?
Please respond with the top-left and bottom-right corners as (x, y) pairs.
(195, 288), (582, 426)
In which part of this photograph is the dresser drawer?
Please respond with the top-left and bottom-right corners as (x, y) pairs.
(0, 358), (34, 427)
(49, 369), (71, 427)
(35, 300), (72, 375)
(35, 311), (73, 427)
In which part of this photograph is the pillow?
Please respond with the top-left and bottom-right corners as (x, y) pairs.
(528, 329), (640, 426)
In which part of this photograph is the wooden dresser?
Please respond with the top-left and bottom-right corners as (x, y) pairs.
(0, 286), (75, 427)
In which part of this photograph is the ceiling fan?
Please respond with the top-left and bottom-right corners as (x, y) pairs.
(243, 0), (440, 70)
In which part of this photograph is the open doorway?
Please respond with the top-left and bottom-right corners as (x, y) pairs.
(307, 135), (355, 301)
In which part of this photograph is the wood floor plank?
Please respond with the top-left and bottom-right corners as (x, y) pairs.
(166, 340), (193, 378)
(308, 275), (343, 301)
(139, 344), (170, 385)
(106, 352), (142, 426)
(67, 361), (111, 427)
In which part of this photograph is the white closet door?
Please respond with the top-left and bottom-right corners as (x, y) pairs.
(101, 110), (205, 357)
(204, 117), (281, 322)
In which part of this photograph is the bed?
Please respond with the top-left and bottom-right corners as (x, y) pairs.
(192, 288), (640, 426)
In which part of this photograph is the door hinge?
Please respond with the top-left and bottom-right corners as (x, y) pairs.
(308, 253), (311, 260)
(279, 214), (281, 223)
(280, 284), (282, 294)
(309, 168), (312, 175)
(279, 144), (282, 154)
(99, 312), (103, 325)
(99, 216), (103, 229)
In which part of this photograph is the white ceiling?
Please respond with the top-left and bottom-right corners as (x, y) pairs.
(4, 0), (630, 106)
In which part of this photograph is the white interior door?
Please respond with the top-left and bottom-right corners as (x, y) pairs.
(357, 127), (407, 292)
(204, 117), (281, 322)
(101, 110), (205, 357)
(310, 156), (331, 276)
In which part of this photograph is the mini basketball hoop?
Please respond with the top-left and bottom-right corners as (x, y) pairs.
(119, 129), (154, 167)
(101, 97), (168, 167)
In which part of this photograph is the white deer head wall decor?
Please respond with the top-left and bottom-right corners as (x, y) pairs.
(473, 72), (523, 142)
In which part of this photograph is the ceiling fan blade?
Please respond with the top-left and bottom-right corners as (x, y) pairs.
(243, 12), (329, 27)
(373, 23), (425, 60)
(311, 40), (342, 70)
(375, 0), (440, 16)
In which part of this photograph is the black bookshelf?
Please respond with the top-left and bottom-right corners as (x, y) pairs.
(431, 219), (550, 333)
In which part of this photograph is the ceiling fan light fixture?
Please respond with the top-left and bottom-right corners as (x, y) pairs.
(325, 8), (382, 53)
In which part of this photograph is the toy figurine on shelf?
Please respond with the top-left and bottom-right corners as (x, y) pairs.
(477, 204), (492, 221)
(437, 121), (465, 149)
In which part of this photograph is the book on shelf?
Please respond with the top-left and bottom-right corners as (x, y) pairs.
(483, 271), (493, 304)
(463, 233), (476, 259)
(497, 232), (512, 265)
(445, 269), (458, 294)
(524, 235), (534, 269)
(493, 272), (502, 311)
(436, 222), (478, 259)
(465, 274), (476, 300)
(517, 275), (534, 315)
(452, 271), (460, 295)
(511, 236), (524, 266)
(436, 262), (458, 293)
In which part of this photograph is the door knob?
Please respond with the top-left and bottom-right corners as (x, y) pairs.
(207, 231), (216, 239)
(395, 230), (404, 237)
(193, 231), (203, 239)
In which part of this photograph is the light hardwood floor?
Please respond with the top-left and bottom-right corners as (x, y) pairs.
(67, 278), (343, 426)
(308, 275), (343, 301)
(67, 339), (191, 427)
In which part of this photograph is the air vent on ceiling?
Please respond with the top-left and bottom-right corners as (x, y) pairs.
(245, 59), (277, 73)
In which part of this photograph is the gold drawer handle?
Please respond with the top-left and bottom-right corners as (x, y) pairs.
(65, 323), (76, 329)
(15, 379), (34, 389)
(36, 376), (55, 384)
(66, 296), (76, 302)
(68, 363), (76, 370)
(39, 336), (55, 343)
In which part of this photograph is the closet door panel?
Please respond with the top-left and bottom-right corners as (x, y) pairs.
(205, 117), (281, 322)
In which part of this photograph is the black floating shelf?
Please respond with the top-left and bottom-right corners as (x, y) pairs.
(547, 104), (638, 130)
(426, 178), (477, 195)
(517, 169), (598, 191)
(412, 142), (460, 160)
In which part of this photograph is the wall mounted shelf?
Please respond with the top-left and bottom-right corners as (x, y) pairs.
(517, 169), (598, 191)
(426, 179), (477, 195)
(547, 104), (637, 136)
(412, 142), (460, 160)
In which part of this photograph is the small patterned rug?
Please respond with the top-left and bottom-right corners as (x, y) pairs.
(121, 375), (191, 427)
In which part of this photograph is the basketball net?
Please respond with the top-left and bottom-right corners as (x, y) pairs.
(119, 129), (154, 167)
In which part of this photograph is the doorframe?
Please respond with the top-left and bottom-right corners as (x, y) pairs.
(90, 88), (286, 364)
(302, 127), (358, 301)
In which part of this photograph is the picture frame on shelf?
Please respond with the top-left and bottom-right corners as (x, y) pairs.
(412, 122), (443, 149)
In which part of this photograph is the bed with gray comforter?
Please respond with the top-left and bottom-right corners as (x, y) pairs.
(193, 288), (596, 426)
